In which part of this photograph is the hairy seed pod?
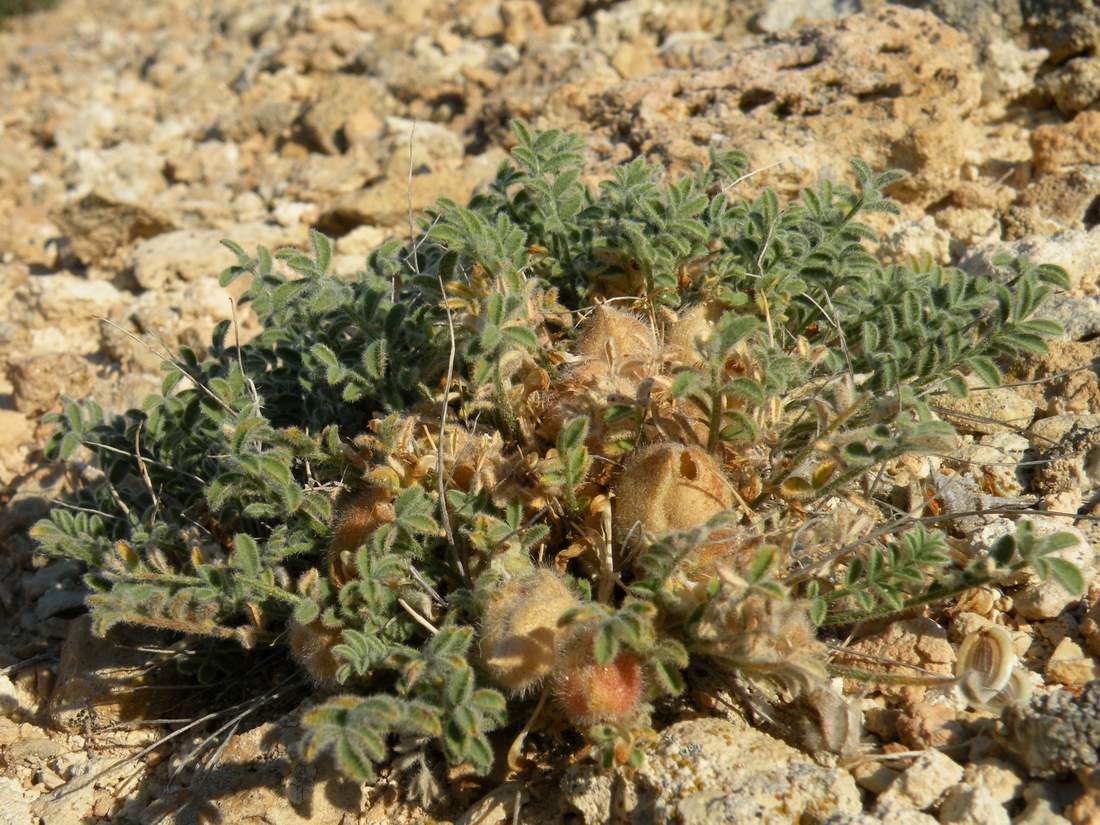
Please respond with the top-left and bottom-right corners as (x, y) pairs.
(574, 305), (657, 380)
(328, 489), (395, 585)
(288, 618), (343, 687)
(612, 443), (734, 547)
(665, 302), (722, 364)
(479, 570), (579, 692)
(553, 628), (644, 725)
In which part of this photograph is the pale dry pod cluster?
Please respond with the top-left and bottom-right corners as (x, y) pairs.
(664, 301), (722, 364)
(539, 304), (658, 447)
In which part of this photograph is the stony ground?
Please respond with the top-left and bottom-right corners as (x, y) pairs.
(6, 0), (1100, 822)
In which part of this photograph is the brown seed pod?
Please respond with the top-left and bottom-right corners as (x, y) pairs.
(479, 569), (579, 693)
(665, 302), (722, 364)
(574, 305), (657, 381)
(288, 618), (344, 687)
(328, 488), (396, 586)
(553, 627), (645, 725)
(612, 443), (734, 547)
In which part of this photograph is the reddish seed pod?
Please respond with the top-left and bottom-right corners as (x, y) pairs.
(553, 628), (645, 725)
(328, 489), (395, 585)
(288, 618), (343, 687)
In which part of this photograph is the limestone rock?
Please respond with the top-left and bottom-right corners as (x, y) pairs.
(939, 783), (1010, 825)
(46, 615), (170, 732)
(583, 7), (982, 207)
(1013, 520), (1094, 620)
(51, 193), (173, 267)
(935, 379), (1036, 436)
(301, 74), (385, 155)
(0, 778), (33, 825)
(752, 0), (861, 34)
(962, 758), (1025, 805)
(959, 229), (1100, 295)
(1032, 112), (1100, 176)
(563, 717), (860, 824)
(841, 618), (957, 702)
(878, 749), (963, 810)
(636, 718), (860, 824)
(7, 352), (97, 415)
(130, 223), (305, 290)
(824, 799), (939, 825)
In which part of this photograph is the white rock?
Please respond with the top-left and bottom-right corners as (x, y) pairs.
(879, 750), (963, 811)
(962, 758), (1024, 805)
(15, 275), (123, 323)
(130, 223), (305, 290)
(0, 777), (33, 825)
(939, 783), (1010, 825)
(959, 228), (1100, 296)
(563, 718), (860, 824)
(983, 39), (1049, 101)
(0, 674), (37, 721)
(878, 215), (952, 265)
(754, 0), (860, 33)
(828, 799), (940, 825)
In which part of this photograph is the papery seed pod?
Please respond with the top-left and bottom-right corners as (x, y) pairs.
(665, 302), (722, 364)
(288, 618), (343, 687)
(328, 489), (396, 586)
(553, 627), (645, 725)
(612, 443), (734, 547)
(479, 569), (579, 692)
(956, 624), (1017, 709)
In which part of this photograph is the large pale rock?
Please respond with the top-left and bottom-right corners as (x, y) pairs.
(46, 615), (170, 732)
(1031, 111), (1100, 175)
(840, 618), (956, 703)
(318, 161), (496, 233)
(753, 0), (860, 33)
(580, 7), (982, 207)
(878, 750), (963, 811)
(7, 352), (97, 415)
(974, 517), (1096, 620)
(51, 193), (173, 266)
(824, 800), (939, 825)
(959, 229), (1100, 295)
(130, 223), (306, 290)
(136, 717), (364, 824)
(301, 74), (386, 155)
(563, 717), (861, 824)
(0, 778), (33, 825)
(939, 783), (1011, 825)
(935, 379), (1037, 436)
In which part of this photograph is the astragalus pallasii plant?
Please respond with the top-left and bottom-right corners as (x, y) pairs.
(32, 122), (1080, 801)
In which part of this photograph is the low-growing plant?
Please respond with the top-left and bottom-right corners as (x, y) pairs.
(33, 121), (1081, 800)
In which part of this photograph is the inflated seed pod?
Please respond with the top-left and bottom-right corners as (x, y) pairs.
(612, 443), (734, 546)
(665, 302), (722, 364)
(574, 305), (657, 380)
(288, 618), (344, 687)
(479, 569), (579, 693)
(552, 626), (645, 725)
